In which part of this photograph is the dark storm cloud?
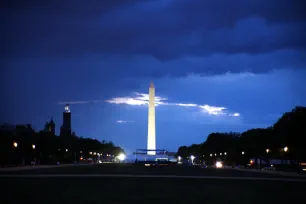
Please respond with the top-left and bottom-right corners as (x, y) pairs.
(1, 0), (142, 16)
(168, 0), (306, 26)
(1, 0), (305, 75)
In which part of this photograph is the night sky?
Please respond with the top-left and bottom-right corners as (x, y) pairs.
(1, 0), (306, 153)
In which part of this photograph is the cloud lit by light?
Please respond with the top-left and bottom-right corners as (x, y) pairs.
(57, 100), (102, 105)
(105, 92), (167, 106)
(106, 94), (239, 117)
(198, 105), (227, 116)
(106, 97), (148, 106)
(116, 120), (133, 123)
(231, 113), (240, 117)
(175, 103), (198, 107)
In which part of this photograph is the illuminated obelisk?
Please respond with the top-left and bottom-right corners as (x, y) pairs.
(147, 82), (156, 155)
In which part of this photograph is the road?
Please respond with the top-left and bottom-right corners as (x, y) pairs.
(1, 164), (306, 204)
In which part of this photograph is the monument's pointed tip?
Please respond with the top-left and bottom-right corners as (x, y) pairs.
(150, 81), (154, 88)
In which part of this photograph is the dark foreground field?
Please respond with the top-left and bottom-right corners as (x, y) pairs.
(1, 163), (305, 178)
(1, 164), (306, 204)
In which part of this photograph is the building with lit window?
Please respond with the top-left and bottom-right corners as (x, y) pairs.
(60, 104), (71, 137)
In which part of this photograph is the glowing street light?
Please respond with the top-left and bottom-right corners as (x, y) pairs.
(224, 152), (227, 155)
(284, 146), (288, 152)
(13, 142), (18, 148)
(178, 156), (182, 162)
(210, 154), (212, 157)
(89, 152), (92, 155)
(266, 148), (270, 153)
(220, 153), (222, 156)
(190, 155), (195, 164)
(216, 161), (223, 168)
(214, 153), (217, 156)
(118, 153), (126, 161)
(66, 149), (68, 152)
(242, 151), (245, 155)
(32, 144), (36, 150)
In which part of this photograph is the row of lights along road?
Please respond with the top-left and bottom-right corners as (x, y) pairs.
(13, 142), (35, 150)
(12, 141), (114, 156)
(178, 146), (289, 160)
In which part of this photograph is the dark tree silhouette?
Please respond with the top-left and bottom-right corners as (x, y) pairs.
(176, 106), (306, 167)
(0, 123), (125, 166)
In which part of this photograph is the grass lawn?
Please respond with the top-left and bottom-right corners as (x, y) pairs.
(2, 164), (306, 203)
(1, 164), (305, 179)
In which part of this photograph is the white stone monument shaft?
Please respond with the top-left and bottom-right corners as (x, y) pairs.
(147, 82), (156, 155)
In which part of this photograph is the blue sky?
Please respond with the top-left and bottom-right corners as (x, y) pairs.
(1, 0), (305, 153)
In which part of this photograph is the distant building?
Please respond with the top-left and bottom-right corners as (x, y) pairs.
(60, 104), (71, 137)
(44, 117), (55, 135)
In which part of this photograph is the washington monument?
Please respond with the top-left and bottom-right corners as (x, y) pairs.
(147, 82), (156, 155)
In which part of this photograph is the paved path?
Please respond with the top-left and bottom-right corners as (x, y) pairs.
(0, 163), (94, 172)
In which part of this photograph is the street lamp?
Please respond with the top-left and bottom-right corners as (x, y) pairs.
(190, 155), (195, 164)
(220, 153), (222, 156)
(282, 146), (289, 166)
(66, 149), (68, 152)
(266, 148), (270, 165)
(13, 142), (18, 148)
(242, 151), (245, 155)
(224, 152), (227, 155)
(178, 156), (182, 162)
(214, 153), (217, 156)
(118, 153), (126, 161)
(32, 144), (36, 150)
(210, 154), (212, 157)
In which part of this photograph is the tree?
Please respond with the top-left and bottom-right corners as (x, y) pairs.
(273, 107), (306, 162)
(0, 124), (125, 166)
(176, 106), (306, 165)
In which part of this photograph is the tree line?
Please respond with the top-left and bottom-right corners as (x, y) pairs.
(177, 106), (306, 167)
(0, 122), (124, 166)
